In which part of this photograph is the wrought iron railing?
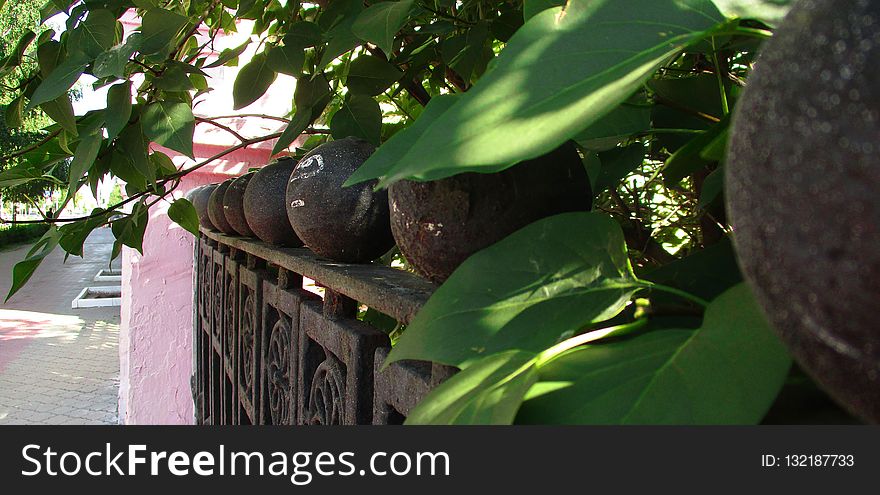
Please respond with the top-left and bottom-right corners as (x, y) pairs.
(193, 228), (456, 425)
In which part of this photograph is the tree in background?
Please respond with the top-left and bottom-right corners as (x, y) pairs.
(0, 0), (68, 220)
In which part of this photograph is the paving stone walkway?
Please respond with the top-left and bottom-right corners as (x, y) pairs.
(0, 228), (120, 425)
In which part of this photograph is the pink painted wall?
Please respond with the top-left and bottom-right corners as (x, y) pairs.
(118, 11), (302, 424)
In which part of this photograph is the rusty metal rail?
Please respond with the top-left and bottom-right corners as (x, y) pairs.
(193, 228), (455, 425)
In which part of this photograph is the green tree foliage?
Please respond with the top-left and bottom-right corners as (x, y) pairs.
(0, 0), (810, 423)
(0, 0), (68, 208)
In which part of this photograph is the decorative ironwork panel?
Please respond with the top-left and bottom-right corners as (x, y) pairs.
(194, 229), (454, 426)
(297, 297), (390, 425)
(236, 257), (264, 424)
(372, 347), (457, 424)
(260, 274), (316, 425)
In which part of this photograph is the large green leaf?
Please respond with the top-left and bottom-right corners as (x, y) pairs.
(406, 351), (539, 425)
(711, 0), (793, 25)
(523, 0), (564, 21)
(141, 100), (195, 158)
(167, 198), (199, 235)
(330, 94), (382, 145)
(351, 0), (415, 55)
(40, 94), (78, 135)
(233, 52), (277, 109)
(138, 8), (189, 55)
(386, 212), (643, 368)
(516, 283), (791, 424)
(93, 34), (141, 79)
(105, 82), (132, 140)
(67, 8), (117, 59)
(65, 132), (103, 202)
(345, 55), (402, 96)
(348, 0), (726, 188)
(5, 228), (61, 302)
(267, 42), (305, 76)
(26, 56), (89, 111)
(574, 101), (652, 151)
(271, 75), (332, 154)
(317, 0), (364, 69)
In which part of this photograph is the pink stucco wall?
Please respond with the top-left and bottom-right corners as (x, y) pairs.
(118, 148), (264, 424)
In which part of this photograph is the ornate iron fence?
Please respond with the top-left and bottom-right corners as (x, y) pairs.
(193, 228), (456, 425)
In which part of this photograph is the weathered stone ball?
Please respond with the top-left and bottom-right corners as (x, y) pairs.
(189, 183), (218, 230)
(244, 158), (303, 246)
(208, 178), (236, 235)
(223, 172), (255, 237)
(286, 137), (394, 262)
(389, 141), (592, 283)
(726, 0), (880, 423)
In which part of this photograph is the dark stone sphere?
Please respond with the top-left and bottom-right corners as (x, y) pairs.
(208, 179), (236, 235)
(243, 158), (303, 246)
(285, 137), (394, 263)
(725, 0), (880, 423)
(188, 183), (218, 230)
(223, 172), (255, 237)
(389, 141), (592, 283)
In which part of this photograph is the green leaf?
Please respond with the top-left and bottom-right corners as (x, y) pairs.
(642, 237), (741, 303)
(345, 93), (458, 187)
(523, 0), (564, 21)
(105, 81), (132, 140)
(153, 64), (196, 91)
(406, 351), (538, 425)
(67, 8), (117, 59)
(40, 94), (78, 135)
(711, 0), (793, 26)
(439, 20), (492, 84)
(93, 34), (141, 79)
(574, 102), (652, 151)
(662, 114), (729, 185)
(138, 8), (189, 55)
(267, 43), (305, 76)
(387, 212), (643, 368)
(351, 0), (414, 55)
(111, 202), (149, 254)
(5, 228), (61, 302)
(59, 211), (107, 257)
(118, 121), (156, 184)
(150, 151), (178, 175)
(141, 100), (195, 158)
(317, 0), (364, 70)
(698, 165), (724, 207)
(271, 75), (333, 154)
(26, 56), (88, 111)
(272, 108), (312, 155)
(516, 283), (791, 424)
(348, 0), (725, 188)
(204, 39), (250, 68)
(0, 165), (45, 188)
(5, 94), (24, 128)
(330, 95), (382, 145)
(233, 52), (277, 110)
(283, 21), (322, 48)
(594, 143), (646, 194)
(167, 198), (200, 235)
(346, 55), (402, 96)
(65, 132), (103, 202)
(0, 30), (36, 74)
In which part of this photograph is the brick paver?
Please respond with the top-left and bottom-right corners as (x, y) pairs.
(0, 227), (120, 425)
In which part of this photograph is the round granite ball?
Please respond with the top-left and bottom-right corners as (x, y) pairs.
(208, 179), (236, 235)
(725, 0), (880, 423)
(389, 141), (592, 283)
(223, 172), (255, 237)
(244, 158), (303, 246)
(286, 137), (393, 262)
(189, 183), (219, 230)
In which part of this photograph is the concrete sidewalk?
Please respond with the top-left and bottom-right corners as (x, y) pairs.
(0, 227), (120, 425)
